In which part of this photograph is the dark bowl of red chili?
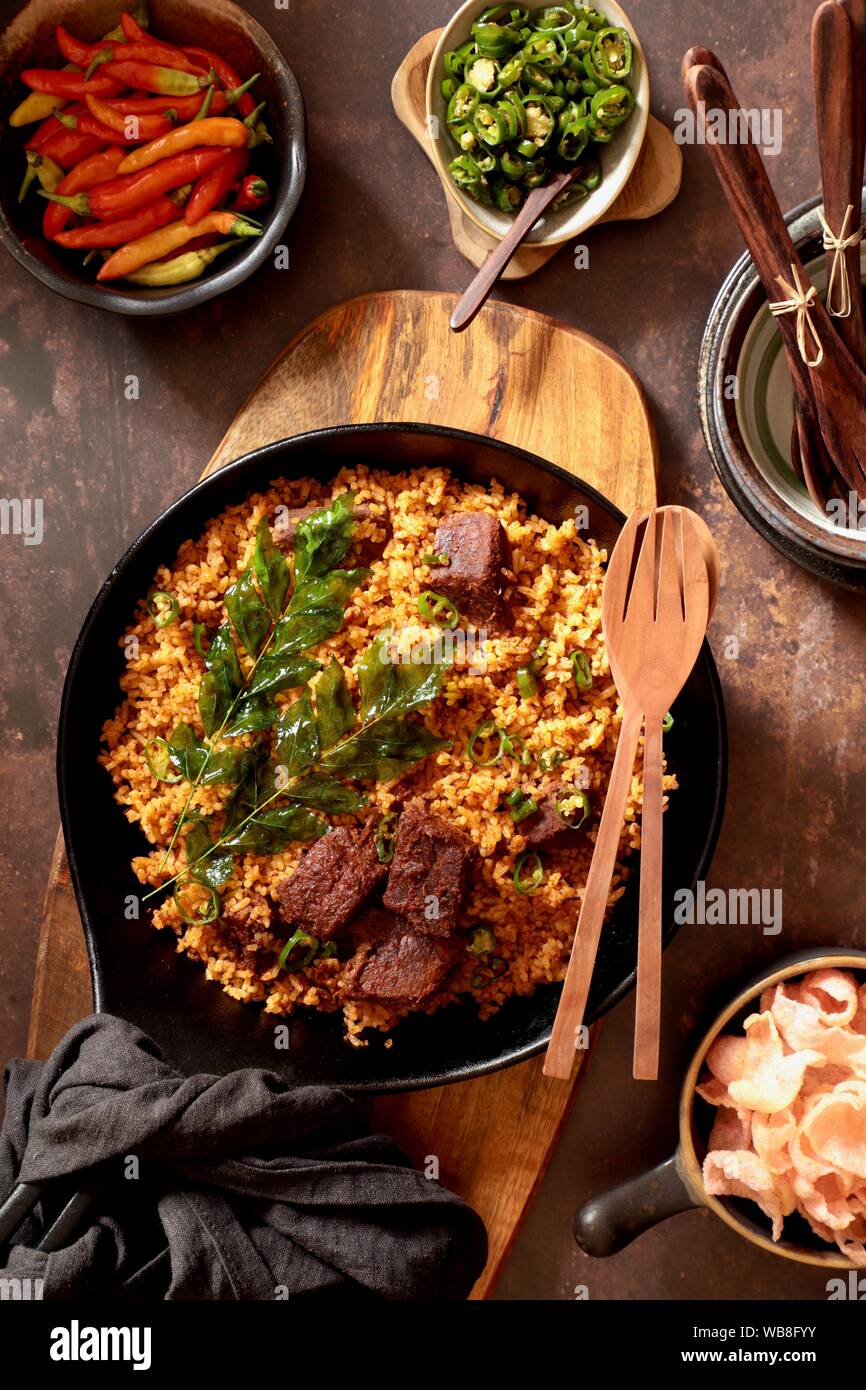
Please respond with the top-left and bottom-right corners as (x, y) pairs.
(0, 0), (305, 314)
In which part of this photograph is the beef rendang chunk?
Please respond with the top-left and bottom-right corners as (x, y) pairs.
(343, 908), (463, 1005)
(275, 827), (387, 941)
(431, 511), (512, 630)
(521, 785), (584, 850)
(381, 798), (474, 936)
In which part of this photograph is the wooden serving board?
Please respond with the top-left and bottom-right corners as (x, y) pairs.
(392, 30), (683, 278)
(29, 291), (658, 1299)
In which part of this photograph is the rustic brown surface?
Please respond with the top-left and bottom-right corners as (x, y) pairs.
(2, 0), (865, 1302)
(28, 288), (658, 1298)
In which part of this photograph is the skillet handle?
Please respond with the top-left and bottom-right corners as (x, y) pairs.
(573, 1153), (697, 1257)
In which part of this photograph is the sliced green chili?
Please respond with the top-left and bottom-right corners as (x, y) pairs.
(591, 26), (632, 82)
(506, 788), (538, 823)
(466, 57), (502, 95)
(468, 719), (509, 766)
(147, 590), (179, 627)
(514, 851), (544, 894)
(444, 3), (636, 210)
(418, 590), (459, 628)
(572, 650), (593, 690)
(556, 787), (591, 830)
(145, 736), (181, 783)
(448, 83), (480, 124)
(421, 551), (449, 566)
(517, 666), (537, 699)
(174, 878), (219, 925)
(474, 103), (506, 145)
(467, 924), (496, 956)
(473, 21), (523, 58)
(279, 928), (318, 970)
(590, 83), (635, 130)
(533, 6), (576, 33)
(538, 747), (566, 773)
(504, 732), (533, 766)
(662, 711), (674, 733)
(375, 812), (399, 864)
(519, 636), (549, 697)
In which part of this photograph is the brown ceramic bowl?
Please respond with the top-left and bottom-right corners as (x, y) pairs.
(575, 948), (866, 1269)
(0, 0), (305, 314)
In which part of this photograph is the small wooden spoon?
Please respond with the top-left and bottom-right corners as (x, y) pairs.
(450, 168), (581, 332)
(815, 1), (866, 367)
(632, 509), (713, 1080)
(685, 62), (866, 499)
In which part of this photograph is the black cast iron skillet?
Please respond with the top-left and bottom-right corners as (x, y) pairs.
(57, 423), (728, 1092)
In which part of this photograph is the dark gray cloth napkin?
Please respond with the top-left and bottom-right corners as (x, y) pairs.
(0, 1014), (487, 1300)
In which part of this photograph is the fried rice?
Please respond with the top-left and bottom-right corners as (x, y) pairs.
(100, 464), (672, 1045)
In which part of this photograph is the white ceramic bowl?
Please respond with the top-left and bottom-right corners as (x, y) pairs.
(425, 0), (649, 246)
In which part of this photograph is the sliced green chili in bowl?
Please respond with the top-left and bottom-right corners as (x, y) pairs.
(442, 5), (638, 212)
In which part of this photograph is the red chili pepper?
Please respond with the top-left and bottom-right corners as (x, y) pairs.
(42, 145), (126, 238)
(119, 11), (153, 42)
(21, 69), (122, 99)
(108, 43), (208, 76)
(25, 102), (85, 150)
(85, 93), (174, 141)
(54, 192), (190, 248)
(55, 24), (108, 67)
(97, 208), (260, 281)
(183, 46), (255, 117)
(41, 147), (230, 219)
(185, 148), (244, 224)
(168, 232), (220, 254)
(120, 9), (187, 58)
(117, 117), (249, 176)
(232, 173), (270, 213)
(100, 60), (210, 97)
(38, 127), (105, 169)
(102, 76), (257, 120)
(54, 109), (135, 146)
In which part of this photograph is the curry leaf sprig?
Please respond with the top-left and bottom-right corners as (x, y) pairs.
(145, 631), (453, 905)
(144, 496), (453, 915)
(154, 493), (365, 873)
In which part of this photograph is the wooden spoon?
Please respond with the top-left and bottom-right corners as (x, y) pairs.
(684, 62), (866, 500)
(450, 168), (581, 332)
(816, 0), (866, 367)
(632, 509), (713, 1080)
